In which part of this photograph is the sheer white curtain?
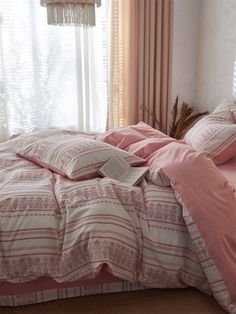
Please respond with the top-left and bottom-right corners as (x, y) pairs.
(0, 0), (110, 141)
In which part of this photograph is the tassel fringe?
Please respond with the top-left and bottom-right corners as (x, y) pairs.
(47, 3), (96, 26)
(40, 0), (101, 7)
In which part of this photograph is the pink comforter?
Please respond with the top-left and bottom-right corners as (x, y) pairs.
(0, 130), (236, 313)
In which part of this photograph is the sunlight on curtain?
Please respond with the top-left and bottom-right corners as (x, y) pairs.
(0, 0), (110, 140)
(107, 0), (173, 132)
(107, 0), (126, 129)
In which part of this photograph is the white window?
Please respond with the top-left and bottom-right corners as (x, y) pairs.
(0, 0), (110, 137)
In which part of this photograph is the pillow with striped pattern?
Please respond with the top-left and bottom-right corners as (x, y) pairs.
(184, 111), (236, 165)
(17, 135), (145, 180)
(213, 99), (236, 121)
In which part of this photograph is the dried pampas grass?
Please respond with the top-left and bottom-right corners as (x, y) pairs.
(169, 96), (208, 139)
(141, 96), (208, 139)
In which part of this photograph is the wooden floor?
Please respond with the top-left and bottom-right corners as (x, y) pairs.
(1, 288), (226, 314)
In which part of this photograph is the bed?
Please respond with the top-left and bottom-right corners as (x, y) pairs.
(0, 117), (236, 313)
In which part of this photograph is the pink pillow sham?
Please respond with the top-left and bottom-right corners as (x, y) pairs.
(17, 135), (145, 180)
(96, 121), (168, 150)
(128, 137), (176, 159)
(129, 121), (168, 138)
(184, 111), (236, 165)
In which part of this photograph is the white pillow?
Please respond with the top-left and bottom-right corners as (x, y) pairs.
(184, 111), (236, 165)
(213, 99), (236, 120)
(17, 134), (145, 180)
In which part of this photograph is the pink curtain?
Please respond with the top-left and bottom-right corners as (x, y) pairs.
(108, 0), (173, 133)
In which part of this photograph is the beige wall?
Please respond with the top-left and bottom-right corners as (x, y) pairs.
(171, 0), (236, 112)
(195, 0), (236, 112)
(171, 0), (201, 107)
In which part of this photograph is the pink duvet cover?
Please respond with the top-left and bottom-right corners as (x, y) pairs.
(0, 129), (236, 313)
(218, 156), (236, 189)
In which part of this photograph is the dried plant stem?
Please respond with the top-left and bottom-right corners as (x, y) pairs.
(142, 97), (208, 139)
(141, 104), (160, 128)
(169, 97), (208, 139)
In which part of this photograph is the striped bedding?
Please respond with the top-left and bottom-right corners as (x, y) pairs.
(0, 130), (236, 313)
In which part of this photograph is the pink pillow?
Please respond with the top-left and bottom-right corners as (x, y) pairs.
(96, 122), (167, 150)
(128, 137), (176, 159)
(129, 122), (168, 138)
(17, 135), (145, 180)
(184, 111), (236, 165)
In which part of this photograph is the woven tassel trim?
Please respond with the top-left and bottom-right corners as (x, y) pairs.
(40, 0), (101, 7)
(46, 3), (96, 26)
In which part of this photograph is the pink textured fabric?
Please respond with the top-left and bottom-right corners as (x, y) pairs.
(134, 138), (182, 186)
(96, 122), (168, 150)
(184, 111), (236, 165)
(128, 137), (176, 159)
(129, 122), (169, 138)
(145, 149), (171, 186)
(152, 142), (236, 312)
(17, 135), (144, 180)
(218, 156), (236, 189)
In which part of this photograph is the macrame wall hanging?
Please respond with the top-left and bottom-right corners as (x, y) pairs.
(40, 0), (101, 27)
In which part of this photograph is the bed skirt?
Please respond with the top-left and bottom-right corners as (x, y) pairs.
(0, 272), (147, 307)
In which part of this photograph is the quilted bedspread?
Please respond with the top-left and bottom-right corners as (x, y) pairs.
(0, 130), (236, 313)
